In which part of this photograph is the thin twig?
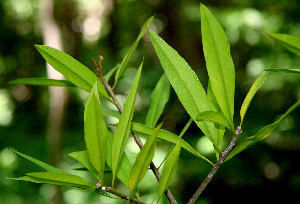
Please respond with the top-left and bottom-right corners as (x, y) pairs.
(96, 183), (146, 204)
(187, 126), (242, 204)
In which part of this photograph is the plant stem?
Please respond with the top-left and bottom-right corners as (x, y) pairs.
(101, 78), (178, 204)
(187, 127), (242, 204)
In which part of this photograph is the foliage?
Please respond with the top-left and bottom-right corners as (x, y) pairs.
(4, 2), (300, 204)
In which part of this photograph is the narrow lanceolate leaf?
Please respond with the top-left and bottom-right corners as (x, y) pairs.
(9, 172), (94, 190)
(106, 132), (131, 187)
(130, 122), (213, 165)
(145, 74), (170, 127)
(226, 100), (300, 161)
(34, 45), (111, 101)
(9, 78), (76, 87)
(129, 123), (162, 193)
(200, 4), (235, 126)
(158, 140), (181, 202)
(9, 148), (64, 173)
(84, 81), (108, 183)
(196, 111), (234, 132)
(240, 71), (269, 126)
(269, 33), (300, 57)
(148, 29), (219, 150)
(111, 62), (143, 185)
(113, 16), (154, 88)
(68, 151), (99, 179)
(265, 68), (300, 74)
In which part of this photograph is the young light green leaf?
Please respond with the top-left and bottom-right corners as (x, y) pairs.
(111, 62), (143, 185)
(200, 4), (235, 125)
(269, 33), (300, 57)
(158, 140), (181, 202)
(196, 111), (234, 132)
(265, 68), (300, 74)
(9, 172), (94, 189)
(226, 100), (300, 161)
(9, 78), (76, 87)
(34, 45), (111, 101)
(130, 122), (213, 165)
(113, 16), (154, 88)
(148, 29), (219, 151)
(129, 123), (162, 193)
(68, 150), (99, 179)
(106, 131), (131, 187)
(145, 74), (170, 127)
(9, 148), (64, 173)
(240, 71), (269, 126)
(84, 80), (108, 183)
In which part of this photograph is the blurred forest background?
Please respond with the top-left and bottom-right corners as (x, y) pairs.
(0, 0), (300, 203)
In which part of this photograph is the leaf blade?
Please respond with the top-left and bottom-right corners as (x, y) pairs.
(269, 33), (300, 57)
(9, 78), (76, 87)
(200, 4), (235, 125)
(265, 68), (300, 74)
(196, 111), (234, 132)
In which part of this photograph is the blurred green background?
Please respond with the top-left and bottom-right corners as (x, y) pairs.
(1, 0), (300, 203)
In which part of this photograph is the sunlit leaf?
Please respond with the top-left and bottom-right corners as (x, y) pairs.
(9, 172), (94, 190)
(265, 68), (300, 74)
(269, 33), (300, 57)
(84, 81), (108, 183)
(34, 45), (111, 101)
(130, 122), (213, 165)
(129, 123), (162, 193)
(113, 16), (154, 88)
(158, 140), (181, 202)
(200, 4), (235, 127)
(226, 100), (300, 161)
(9, 78), (76, 87)
(148, 29), (219, 151)
(196, 111), (234, 132)
(240, 71), (269, 126)
(145, 74), (170, 128)
(9, 148), (64, 173)
(111, 62), (143, 185)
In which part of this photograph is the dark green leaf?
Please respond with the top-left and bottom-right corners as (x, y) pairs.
(9, 78), (76, 87)
(265, 68), (300, 74)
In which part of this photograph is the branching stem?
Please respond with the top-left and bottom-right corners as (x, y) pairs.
(187, 126), (242, 204)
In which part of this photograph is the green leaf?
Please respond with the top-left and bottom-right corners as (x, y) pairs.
(200, 4), (235, 126)
(84, 81), (108, 183)
(226, 100), (300, 161)
(158, 140), (181, 202)
(130, 122), (213, 165)
(9, 148), (64, 173)
(9, 172), (94, 190)
(240, 71), (269, 126)
(9, 78), (76, 87)
(129, 123), (162, 193)
(265, 68), (300, 74)
(34, 45), (111, 101)
(145, 74), (170, 127)
(111, 62), (143, 185)
(68, 151), (99, 179)
(196, 111), (234, 132)
(113, 16), (154, 88)
(148, 29), (219, 151)
(106, 132), (131, 187)
(269, 33), (300, 57)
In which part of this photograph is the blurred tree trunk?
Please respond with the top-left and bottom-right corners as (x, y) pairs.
(39, 0), (67, 203)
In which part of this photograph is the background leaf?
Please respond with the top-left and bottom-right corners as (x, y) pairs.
(111, 62), (143, 185)
(240, 71), (269, 126)
(34, 45), (111, 101)
(113, 16), (154, 88)
(148, 29), (219, 151)
(200, 3), (235, 126)
(84, 81), (108, 183)
(9, 78), (76, 87)
(269, 33), (300, 57)
(158, 140), (181, 202)
(265, 68), (300, 74)
(129, 123), (162, 193)
(145, 74), (170, 128)
(226, 100), (300, 161)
